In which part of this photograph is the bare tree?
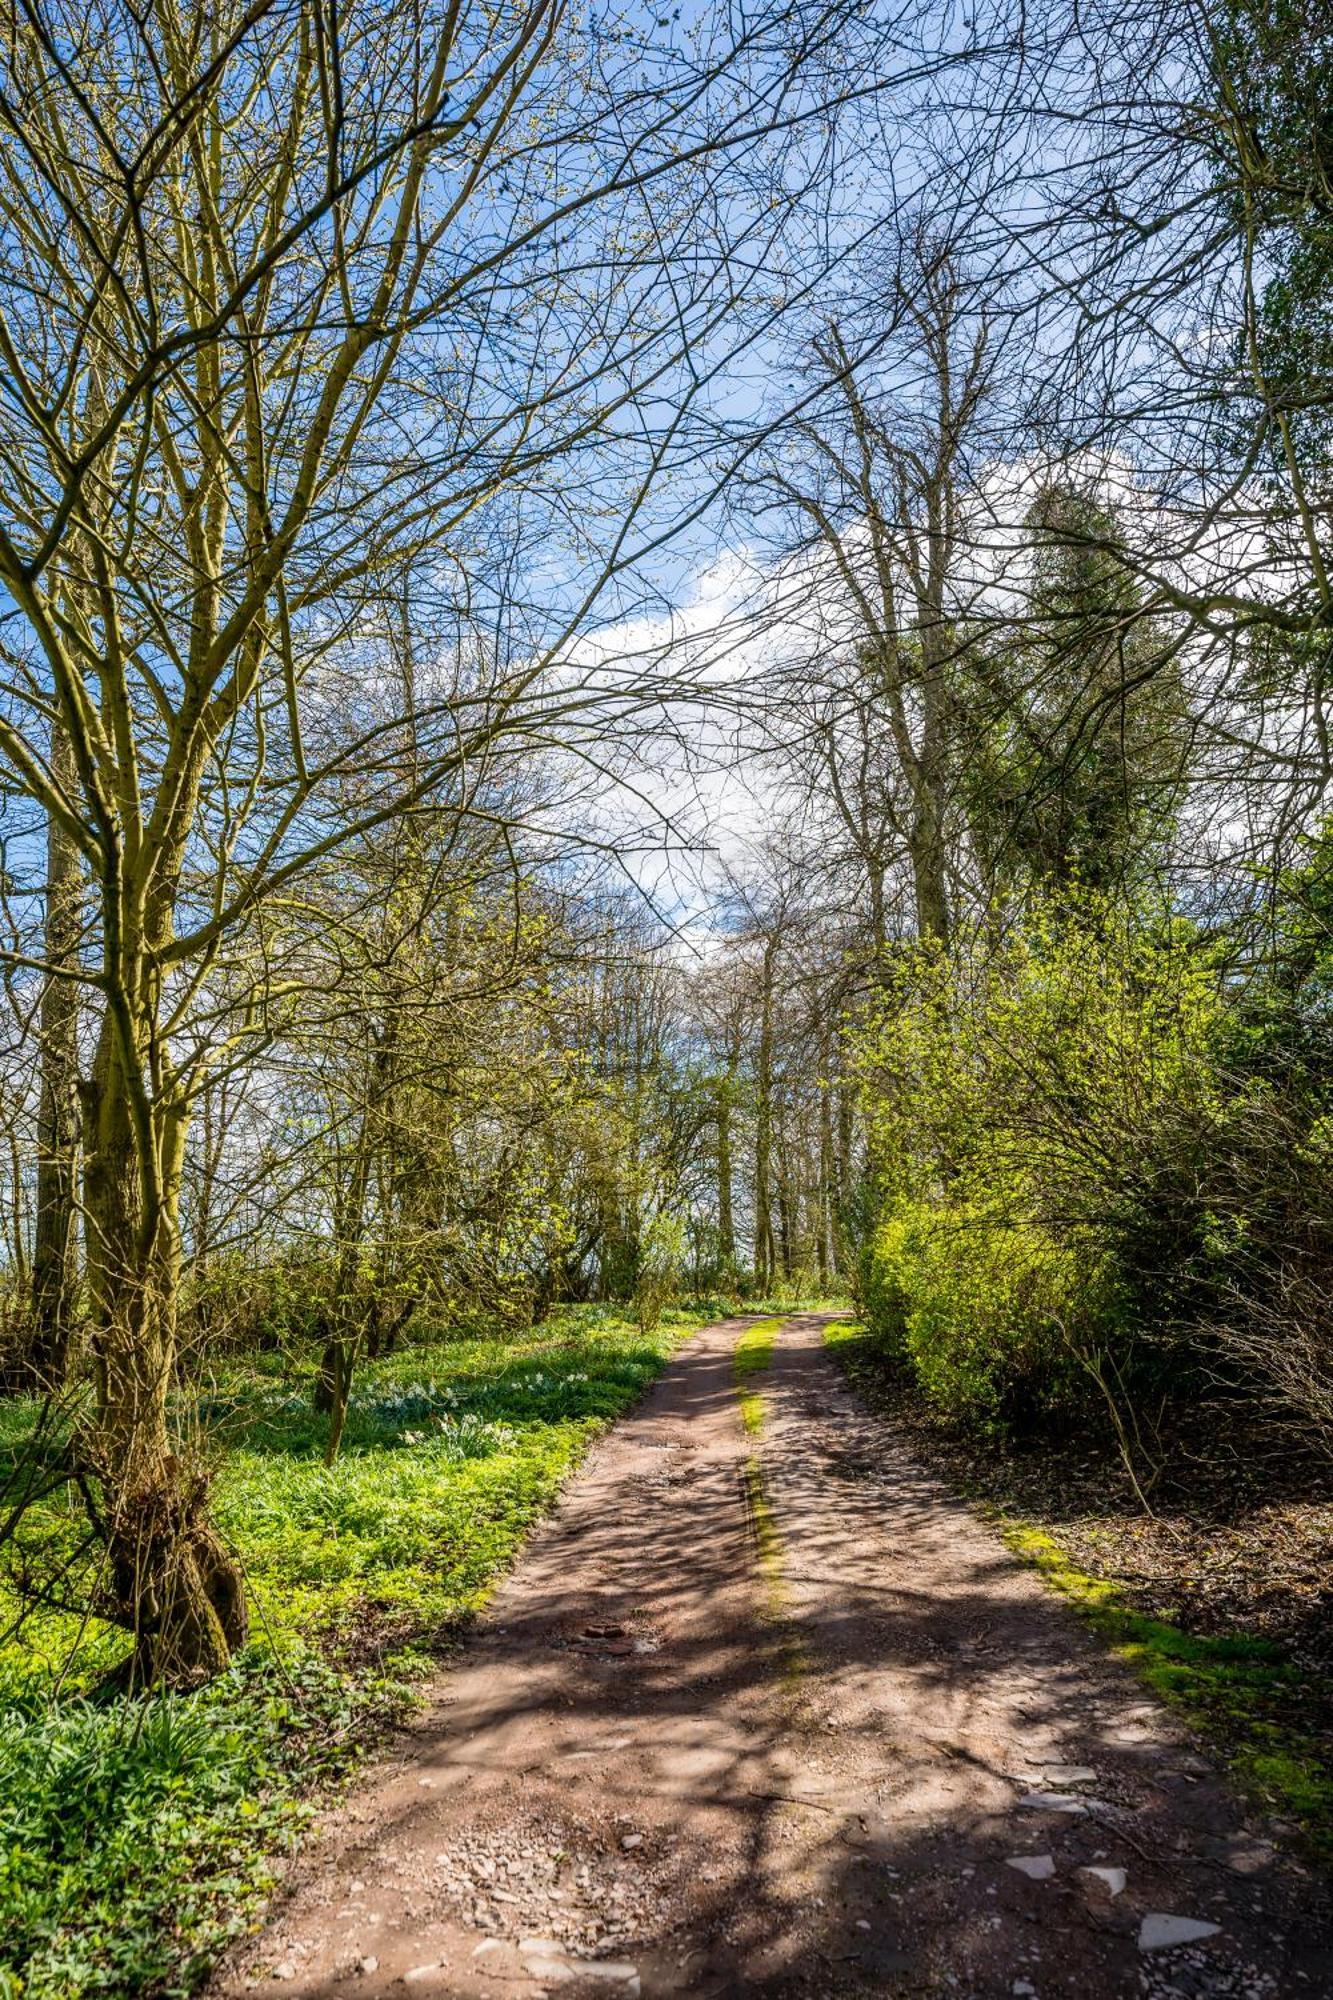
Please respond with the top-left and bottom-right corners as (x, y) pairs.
(758, 232), (1001, 945)
(0, 0), (909, 1681)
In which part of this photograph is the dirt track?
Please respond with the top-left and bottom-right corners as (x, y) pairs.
(214, 1313), (1333, 1998)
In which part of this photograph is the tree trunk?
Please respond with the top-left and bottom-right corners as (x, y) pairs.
(754, 944), (776, 1287)
(30, 722), (83, 1385)
(82, 1023), (246, 1687)
(716, 1077), (735, 1266)
(322, 1331), (357, 1466)
(818, 1074), (836, 1284)
(909, 791), (951, 945)
(315, 1064), (383, 1460)
(775, 1110), (795, 1279)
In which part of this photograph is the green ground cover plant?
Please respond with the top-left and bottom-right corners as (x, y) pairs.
(743, 1291), (852, 1317)
(0, 1305), (705, 2000)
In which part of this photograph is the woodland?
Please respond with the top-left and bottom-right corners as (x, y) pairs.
(0, 0), (1331, 1991)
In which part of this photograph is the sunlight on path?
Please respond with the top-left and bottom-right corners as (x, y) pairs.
(214, 1315), (1331, 2000)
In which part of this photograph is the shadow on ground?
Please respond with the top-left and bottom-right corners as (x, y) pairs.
(217, 1314), (1333, 2000)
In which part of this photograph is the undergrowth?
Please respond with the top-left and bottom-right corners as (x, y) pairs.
(0, 1303), (706, 1999)
(743, 1291), (851, 1317)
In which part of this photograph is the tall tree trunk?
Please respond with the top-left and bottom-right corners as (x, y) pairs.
(818, 1072), (836, 1284)
(716, 1076), (735, 1266)
(314, 1087), (379, 1459)
(909, 754), (951, 947)
(867, 857), (890, 979)
(754, 942), (776, 1286)
(30, 722), (82, 1385)
(775, 1110), (795, 1279)
(82, 1018), (246, 1687)
(315, 1032), (397, 1455)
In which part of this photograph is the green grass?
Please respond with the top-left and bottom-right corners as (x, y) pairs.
(821, 1318), (862, 1361)
(744, 1291), (851, 1317)
(733, 1316), (780, 1435)
(741, 1454), (786, 1616)
(0, 1304), (707, 1999)
(824, 1317), (1333, 1860)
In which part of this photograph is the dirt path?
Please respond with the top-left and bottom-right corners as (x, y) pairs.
(216, 1313), (1333, 1999)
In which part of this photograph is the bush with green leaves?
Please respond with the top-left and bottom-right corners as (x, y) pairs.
(633, 1213), (687, 1334)
(863, 1198), (1097, 1432)
(854, 895), (1233, 1437)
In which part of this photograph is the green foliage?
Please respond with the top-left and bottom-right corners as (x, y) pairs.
(854, 896), (1230, 1432)
(851, 823), (1333, 1458)
(743, 1284), (851, 1314)
(0, 1306), (700, 1998)
(0, 1652), (392, 2000)
(1223, 0), (1333, 483)
(862, 1201), (1090, 1430)
(180, 1250), (334, 1361)
(633, 1213), (686, 1334)
(968, 485), (1186, 900)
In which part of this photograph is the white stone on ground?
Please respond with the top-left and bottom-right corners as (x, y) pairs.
(1138, 1913), (1222, 1951)
(1006, 1854), (1056, 1881)
(1080, 1865), (1127, 1897)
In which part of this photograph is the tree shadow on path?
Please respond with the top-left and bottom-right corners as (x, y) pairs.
(217, 1314), (1333, 2000)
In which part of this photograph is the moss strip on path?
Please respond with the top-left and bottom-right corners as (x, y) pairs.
(733, 1316), (781, 1436)
(0, 1305), (710, 2000)
(824, 1318), (1333, 1862)
(731, 1317), (808, 1689)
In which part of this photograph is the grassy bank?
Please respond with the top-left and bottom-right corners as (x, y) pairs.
(825, 1318), (1333, 1861)
(0, 1305), (707, 2000)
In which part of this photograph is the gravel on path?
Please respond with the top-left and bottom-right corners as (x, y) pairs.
(212, 1312), (1333, 1999)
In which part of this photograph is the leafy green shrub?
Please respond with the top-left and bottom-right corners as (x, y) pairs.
(634, 1214), (686, 1334)
(858, 1211), (913, 1364)
(179, 1250), (335, 1364)
(862, 1199), (1094, 1430)
(854, 894), (1231, 1442)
